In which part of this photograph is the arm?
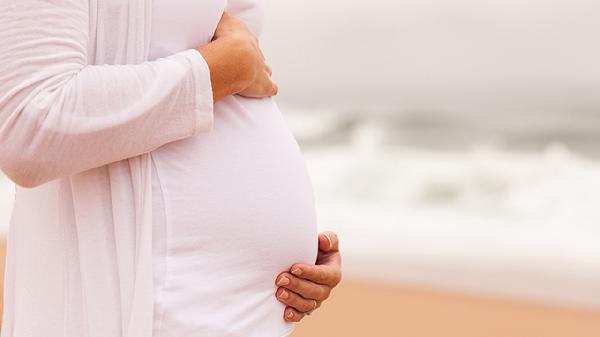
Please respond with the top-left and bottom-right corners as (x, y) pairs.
(0, 1), (256, 188)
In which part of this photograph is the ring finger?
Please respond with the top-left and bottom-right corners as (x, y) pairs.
(276, 288), (318, 313)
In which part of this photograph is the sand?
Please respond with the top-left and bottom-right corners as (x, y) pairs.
(291, 280), (600, 337)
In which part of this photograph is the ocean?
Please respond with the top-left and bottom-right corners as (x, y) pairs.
(281, 111), (600, 308)
(260, 0), (600, 308)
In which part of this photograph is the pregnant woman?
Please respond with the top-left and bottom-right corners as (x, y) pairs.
(0, 1), (341, 337)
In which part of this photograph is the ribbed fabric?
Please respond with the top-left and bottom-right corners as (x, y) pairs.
(0, 1), (214, 337)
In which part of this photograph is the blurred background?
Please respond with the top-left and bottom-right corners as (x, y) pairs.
(2, 0), (600, 336)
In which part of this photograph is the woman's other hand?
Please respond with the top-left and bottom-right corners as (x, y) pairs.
(215, 13), (278, 99)
(238, 56), (278, 98)
(275, 232), (343, 322)
(200, 13), (277, 101)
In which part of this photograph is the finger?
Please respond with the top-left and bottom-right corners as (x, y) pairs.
(276, 287), (319, 313)
(215, 12), (232, 30)
(263, 78), (277, 97)
(259, 47), (266, 61)
(221, 12), (231, 20)
(284, 307), (306, 323)
(276, 273), (331, 301)
(319, 231), (339, 252)
(261, 75), (277, 97)
(265, 64), (273, 77)
(290, 263), (341, 287)
(216, 11), (228, 26)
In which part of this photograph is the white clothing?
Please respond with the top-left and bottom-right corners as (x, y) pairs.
(148, 1), (318, 336)
(0, 1), (213, 337)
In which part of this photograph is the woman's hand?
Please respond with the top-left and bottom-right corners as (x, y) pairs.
(199, 13), (277, 101)
(275, 232), (343, 322)
(214, 13), (278, 99)
(238, 55), (278, 98)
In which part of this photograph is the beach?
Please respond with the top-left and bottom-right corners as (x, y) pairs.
(3, 0), (600, 325)
(292, 280), (600, 337)
(2, 140), (600, 334)
(1, 0), (600, 334)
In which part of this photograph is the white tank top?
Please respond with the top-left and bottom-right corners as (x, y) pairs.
(148, 1), (318, 337)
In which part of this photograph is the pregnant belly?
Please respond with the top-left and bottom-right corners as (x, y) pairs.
(150, 96), (318, 336)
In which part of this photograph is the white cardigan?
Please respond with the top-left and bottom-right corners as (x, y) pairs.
(0, 1), (217, 336)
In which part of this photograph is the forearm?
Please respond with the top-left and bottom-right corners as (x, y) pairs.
(0, 2), (218, 188)
(0, 50), (212, 188)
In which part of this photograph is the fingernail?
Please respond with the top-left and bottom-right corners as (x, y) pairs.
(277, 276), (290, 286)
(286, 310), (294, 319)
(323, 233), (333, 249)
(291, 268), (302, 276)
(278, 289), (289, 299)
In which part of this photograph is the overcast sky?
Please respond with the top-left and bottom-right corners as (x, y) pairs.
(262, 0), (600, 112)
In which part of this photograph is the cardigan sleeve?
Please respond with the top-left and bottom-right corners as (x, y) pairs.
(0, 1), (214, 188)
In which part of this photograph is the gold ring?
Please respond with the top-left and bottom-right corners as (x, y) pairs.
(305, 300), (318, 316)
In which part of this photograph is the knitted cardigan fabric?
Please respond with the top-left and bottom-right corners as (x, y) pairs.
(0, 1), (214, 336)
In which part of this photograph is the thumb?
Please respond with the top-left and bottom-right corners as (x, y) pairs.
(318, 231), (339, 252)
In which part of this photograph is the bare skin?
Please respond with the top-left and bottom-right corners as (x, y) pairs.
(277, 232), (343, 322)
(198, 13), (277, 102)
(200, 13), (342, 321)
